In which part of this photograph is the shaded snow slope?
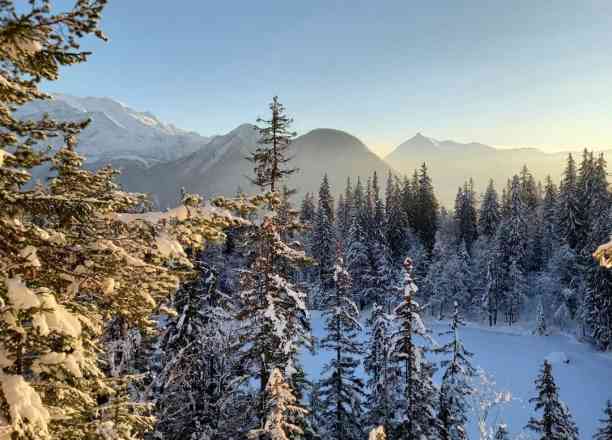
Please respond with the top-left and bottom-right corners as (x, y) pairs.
(301, 312), (612, 439)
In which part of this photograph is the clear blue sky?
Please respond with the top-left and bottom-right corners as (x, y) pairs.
(50, 1), (612, 155)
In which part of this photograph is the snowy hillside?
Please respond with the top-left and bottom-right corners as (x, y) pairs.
(301, 312), (612, 439)
(16, 94), (211, 164)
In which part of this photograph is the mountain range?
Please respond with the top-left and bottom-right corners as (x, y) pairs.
(19, 95), (610, 207)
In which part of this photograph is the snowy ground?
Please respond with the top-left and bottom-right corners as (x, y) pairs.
(300, 311), (612, 439)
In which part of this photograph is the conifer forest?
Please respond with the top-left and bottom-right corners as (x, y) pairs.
(1, 2), (612, 440)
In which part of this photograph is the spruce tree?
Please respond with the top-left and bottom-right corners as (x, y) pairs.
(415, 164), (439, 252)
(313, 174), (336, 290)
(385, 172), (408, 264)
(595, 400), (612, 440)
(364, 301), (402, 435)
(435, 302), (476, 440)
(526, 360), (579, 440)
(541, 176), (559, 263)
(479, 179), (501, 238)
(558, 154), (582, 250)
(454, 179), (478, 253)
(248, 96), (298, 193)
(392, 258), (441, 440)
(534, 297), (548, 336)
(318, 256), (365, 440)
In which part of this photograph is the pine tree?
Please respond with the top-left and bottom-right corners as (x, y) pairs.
(534, 297), (548, 336)
(435, 302), (476, 440)
(346, 213), (371, 309)
(239, 97), (313, 427)
(248, 96), (298, 193)
(318, 257), (365, 440)
(595, 400), (612, 440)
(364, 301), (402, 435)
(454, 179), (478, 253)
(248, 368), (309, 440)
(541, 176), (559, 263)
(558, 154), (582, 250)
(526, 360), (579, 440)
(392, 258), (441, 440)
(385, 173), (408, 264)
(414, 164), (439, 253)
(337, 178), (354, 244)
(479, 179), (501, 238)
(313, 174), (336, 290)
(238, 216), (312, 420)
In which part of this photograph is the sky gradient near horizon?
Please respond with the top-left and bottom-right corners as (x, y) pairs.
(49, 1), (612, 156)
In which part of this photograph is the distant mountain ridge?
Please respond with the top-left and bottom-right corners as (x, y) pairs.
(16, 94), (211, 164)
(18, 94), (611, 207)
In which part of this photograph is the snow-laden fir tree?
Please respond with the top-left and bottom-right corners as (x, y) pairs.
(346, 209), (371, 309)
(454, 179), (478, 253)
(364, 300), (403, 436)
(154, 263), (250, 440)
(385, 172), (408, 264)
(318, 256), (365, 440)
(239, 96), (312, 429)
(435, 302), (476, 440)
(526, 360), (579, 440)
(313, 174), (336, 290)
(534, 297), (547, 336)
(540, 176), (559, 264)
(414, 164), (439, 253)
(595, 400), (612, 440)
(392, 257), (441, 440)
(479, 179), (501, 238)
(300, 193), (316, 226)
(248, 368), (308, 440)
(558, 154), (582, 250)
(336, 178), (354, 245)
(238, 214), (312, 420)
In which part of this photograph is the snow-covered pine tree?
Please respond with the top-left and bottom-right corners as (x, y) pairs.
(526, 360), (579, 440)
(336, 178), (354, 245)
(454, 179), (479, 253)
(248, 368), (308, 440)
(346, 209), (371, 309)
(479, 179), (501, 239)
(392, 257), (441, 440)
(154, 262), (249, 440)
(540, 176), (559, 264)
(534, 297), (548, 336)
(385, 173), (408, 264)
(595, 400), (612, 440)
(558, 154), (582, 250)
(415, 164), (439, 253)
(313, 174), (336, 290)
(435, 302), (476, 440)
(364, 301), (402, 436)
(238, 214), (312, 420)
(318, 256), (365, 440)
(239, 96), (312, 428)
